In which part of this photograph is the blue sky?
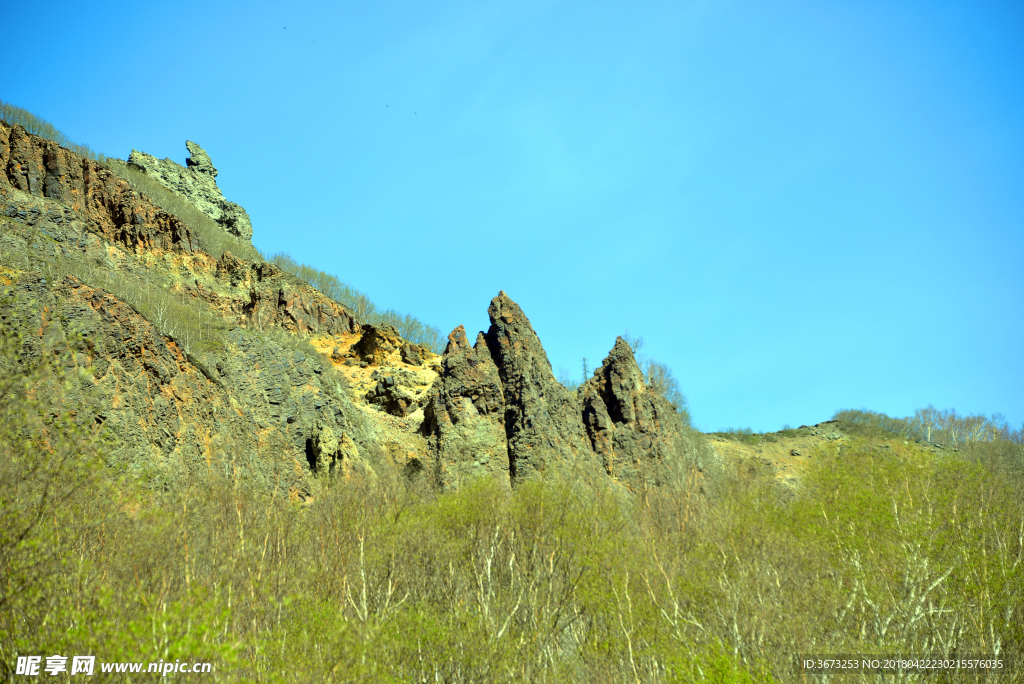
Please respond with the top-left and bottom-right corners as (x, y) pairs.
(4, 0), (1022, 432)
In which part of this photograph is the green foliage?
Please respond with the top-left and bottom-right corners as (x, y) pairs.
(264, 251), (444, 353)
(0, 314), (116, 679)
(4, 100), (1021, 682)
(0, 100), (107, 162)
(2, 406), (1022, 682)
(834, 405), (1020, 447)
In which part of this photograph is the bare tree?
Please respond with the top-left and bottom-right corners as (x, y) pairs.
(622, 330), (644, 355)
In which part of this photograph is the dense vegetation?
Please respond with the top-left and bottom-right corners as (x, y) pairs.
(833, 406), (1020, 448)
(1, 322), (1021, 683)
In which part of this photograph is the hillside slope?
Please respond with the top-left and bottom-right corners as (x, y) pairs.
(0, 120), (713, 494)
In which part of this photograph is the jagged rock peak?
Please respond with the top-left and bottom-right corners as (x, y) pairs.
(185, 140), (217, 177)
(485, 290), (556, 378)
(427, 292), (600, 485)
(580, 336), (686, 480)
(128, 141), (253, 242)
(444, 324), (472, 355)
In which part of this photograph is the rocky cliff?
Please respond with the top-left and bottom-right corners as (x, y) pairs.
(424, 292), (708, 489)
(0, 122), (197, 254)
(128, 141), (253, 241)
(1, 120), (710, 495)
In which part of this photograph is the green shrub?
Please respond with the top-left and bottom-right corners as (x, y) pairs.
(2, 422), (1020, 682)
(0, 311), (115, 679)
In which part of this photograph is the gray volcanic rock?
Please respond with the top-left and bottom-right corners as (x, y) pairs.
(425, 325), (511, 488)
(580, 337), (691, 482)
(366, 368), (427, 417)
(0, 271), (375, 492)
(485, 292), (598, 480)
(425, 293), (709, 490)
(426, 293), (604, 487)
(128, 141), (253, 241)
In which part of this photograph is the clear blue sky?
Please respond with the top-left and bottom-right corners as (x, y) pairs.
(4, 0), (1022, 432)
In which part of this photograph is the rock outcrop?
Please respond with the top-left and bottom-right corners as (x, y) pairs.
(425, 325), (512, 487)
(425, 292), (698, 488)
(128, 141), (253, 241)
(1, 120), (708, 496)
(366, 368), (431, 417)
(0, 121), (197, 253)
(580, 337), (691, 482)
(0, 271), (372, 493)
(0, 123), (377, 493)
(486, 292), (598, 479)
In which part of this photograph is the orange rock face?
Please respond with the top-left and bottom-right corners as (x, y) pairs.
(0, 121), (197, 253)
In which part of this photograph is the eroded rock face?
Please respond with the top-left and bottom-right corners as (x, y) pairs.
(128, 141), (253, 241)
(0, 271), (377, 493)
(352, 324), (402, 365)
(425, 294), (702, 489)
(0, 122), (197, 254)
(580, 337), (690, 481)
(426, 293), (601, 487)
(425, 325), (510, 487)
(365, 367), (434, 417)
(1, 122), (705, 495)
(485, 292), (598, 480)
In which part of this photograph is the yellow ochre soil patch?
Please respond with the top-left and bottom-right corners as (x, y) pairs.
(308, 332), (442, 410)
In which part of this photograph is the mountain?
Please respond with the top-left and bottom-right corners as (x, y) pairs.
(0, 119), (712, 495)
(4, 114), (1021, 684)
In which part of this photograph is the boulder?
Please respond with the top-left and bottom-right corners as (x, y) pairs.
(352, 324), (401, 365)
(366, 370), (421, 417)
